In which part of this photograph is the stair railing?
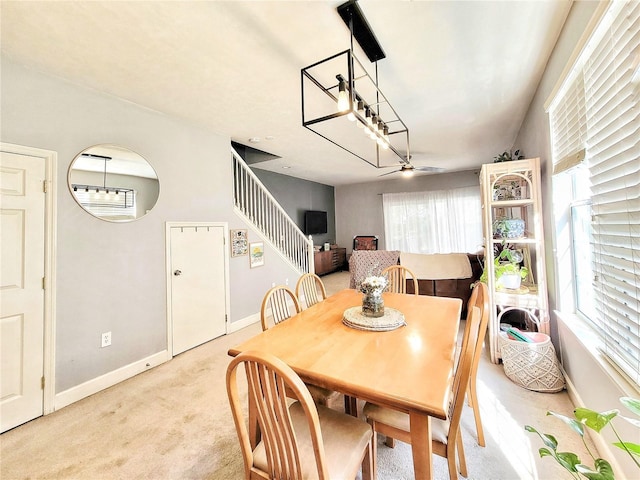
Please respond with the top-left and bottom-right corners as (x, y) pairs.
(232, 148), (314, 274)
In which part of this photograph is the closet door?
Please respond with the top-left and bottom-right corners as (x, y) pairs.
(167, 223), (228, 356)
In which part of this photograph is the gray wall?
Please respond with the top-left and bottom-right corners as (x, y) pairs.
(1, 58), (299, 393)
(515, 2), (637, 477)
(251, 169), (336, 247)
(335, 169), (480, 253)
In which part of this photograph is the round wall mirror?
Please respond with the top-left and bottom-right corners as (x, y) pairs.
(68, 144), (159, 222)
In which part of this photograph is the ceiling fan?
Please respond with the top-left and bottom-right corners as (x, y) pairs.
(379, 164), (444, 177)
(378, 154), (445, 177)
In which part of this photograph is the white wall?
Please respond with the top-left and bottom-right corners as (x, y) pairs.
(515, 2), (637, 477)
(1, 58), (298, 396)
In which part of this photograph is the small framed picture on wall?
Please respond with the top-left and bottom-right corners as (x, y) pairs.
(249, 242), (265, 268)
(230, 229), (248, 257)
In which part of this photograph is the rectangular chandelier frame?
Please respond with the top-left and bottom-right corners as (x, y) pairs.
(301, 48), (410, 169)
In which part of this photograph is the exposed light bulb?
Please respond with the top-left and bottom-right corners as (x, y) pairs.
(402, 168), (414, 178)
(381, 125), (390, 150)
(356, 101), (365, 128)
(337, 81), (349, 112)
(364, 107), (373, 135)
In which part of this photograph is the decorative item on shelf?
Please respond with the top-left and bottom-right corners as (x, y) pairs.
(493, 149), (525, 163)
(493, 217), (525, 239)
(493, 179), (528, 200)
(480, 248), (529, 291)
(359, 275), (387, 318)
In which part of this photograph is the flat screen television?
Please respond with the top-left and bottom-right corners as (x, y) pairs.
(304, 210), (328, 235)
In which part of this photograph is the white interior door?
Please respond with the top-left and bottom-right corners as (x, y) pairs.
(169, 224), (227, 355)
(1, 151), (45, 432)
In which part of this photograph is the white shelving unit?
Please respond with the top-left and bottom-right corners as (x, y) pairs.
(480, 158), (549, 364)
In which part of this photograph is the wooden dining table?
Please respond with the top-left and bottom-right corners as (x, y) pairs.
(228, 288), (462, 480)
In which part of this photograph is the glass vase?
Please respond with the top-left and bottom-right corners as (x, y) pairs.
(362, 290), (385, 317)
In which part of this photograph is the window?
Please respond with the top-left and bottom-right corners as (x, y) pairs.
(382, 186), (483, 254)
(549, 1), (639, 385)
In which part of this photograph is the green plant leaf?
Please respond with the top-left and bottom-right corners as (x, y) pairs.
(525, 425), (559, 450)
(619, 414), (640, 428)
(575, 459), (614, 480)
(556, 452), (581, 472)
(538, 447), (554, 458)
(548, 411), (585, 436)
(613, 441), (640, 457)
(620, 396), (640, 417)
(574, 408), (618, 433)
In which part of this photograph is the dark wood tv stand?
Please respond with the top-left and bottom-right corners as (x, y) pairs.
(314, 248), (346, 276)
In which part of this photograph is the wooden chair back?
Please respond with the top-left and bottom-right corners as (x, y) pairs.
(295, 273), (327, 309)
(382, 265), (419, 295)
(464, 281), (490, 446)
(260, 286), (301, 331)
(466, 282), (490, 380)
(226, 350), (329, 479)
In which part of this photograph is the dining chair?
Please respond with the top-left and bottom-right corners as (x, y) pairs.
(260, 285), (339, 407)
(295, 272), (327, 309)
(363, 306), (482, 480)
(260, 285), (301, 331)
(465, 281), (490, 447)
(382, 265), (419, 295)
(227, 350), (373, 480)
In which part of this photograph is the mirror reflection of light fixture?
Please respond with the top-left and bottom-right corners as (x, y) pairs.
(301, 0), (410, 169)
(71, 153), (135, 204)
(68, 144), (159, 222)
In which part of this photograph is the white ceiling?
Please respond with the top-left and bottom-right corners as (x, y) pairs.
(1, 0), (571, 186)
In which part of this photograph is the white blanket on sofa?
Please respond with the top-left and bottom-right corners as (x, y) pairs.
(400, 252), (472, 280)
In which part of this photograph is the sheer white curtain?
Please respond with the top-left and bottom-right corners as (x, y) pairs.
(382, 186), (483, 254)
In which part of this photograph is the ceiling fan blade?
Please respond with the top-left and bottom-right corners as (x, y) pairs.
(415, 166), (446, 172)
(378, 169), (401, 177)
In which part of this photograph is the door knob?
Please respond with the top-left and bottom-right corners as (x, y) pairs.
(174, 269), (182, 276)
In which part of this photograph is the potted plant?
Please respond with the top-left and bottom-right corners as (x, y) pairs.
(525, 396), (640, 479)
(480, 248), (529, 289)
(494, 149), (525, 163)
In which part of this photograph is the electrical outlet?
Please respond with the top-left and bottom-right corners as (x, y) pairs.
(101, 331), (112, 348)
(285, 278), (289, 286)
(271, 282), (275, 288)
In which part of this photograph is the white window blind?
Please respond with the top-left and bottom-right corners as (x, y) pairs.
(549, 1), (640, 385)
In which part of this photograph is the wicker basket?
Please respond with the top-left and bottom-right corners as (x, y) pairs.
(499, 332), (565, 393)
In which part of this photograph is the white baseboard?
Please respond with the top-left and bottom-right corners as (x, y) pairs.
(228, 313), (259, 333)
(54, 350), (170, 411)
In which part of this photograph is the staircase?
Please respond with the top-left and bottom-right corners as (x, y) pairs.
(232, 148), (314, 274)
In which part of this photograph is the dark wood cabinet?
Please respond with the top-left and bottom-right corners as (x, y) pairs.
(314, 248), (346, 276)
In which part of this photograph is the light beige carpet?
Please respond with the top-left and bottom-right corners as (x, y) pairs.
(1, 271), (593, 479)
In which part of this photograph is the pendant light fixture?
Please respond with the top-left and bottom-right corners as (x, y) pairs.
(301, 0), (410, 169)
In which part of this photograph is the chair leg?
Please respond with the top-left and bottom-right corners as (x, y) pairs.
(368, 423), (378, 480)
(384, 436), (396, 448)
(468, 378), (485, 447)
(361, 436), (374, 480)
(446, 447), (458, 480)
(456, 431), (468, 478)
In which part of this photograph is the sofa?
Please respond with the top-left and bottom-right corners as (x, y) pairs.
(349, 250), (484, 318)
